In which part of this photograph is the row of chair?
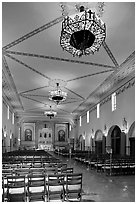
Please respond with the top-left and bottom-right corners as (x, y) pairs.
(3, 161), (67, 170)
(3, 173), (83, 202)
(56, 149), (135, 176)
(3, 166), (74, 177)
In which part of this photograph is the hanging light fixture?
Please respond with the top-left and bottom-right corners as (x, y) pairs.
(60, 4), (106, 57)
(44, 106), (57, 119)
(49, 82), (67, 105)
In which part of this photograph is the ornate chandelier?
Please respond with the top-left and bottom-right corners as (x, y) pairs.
(49, 82), (67, 105)
(60, 5), (106, 57)
(44, 106), (57, 119)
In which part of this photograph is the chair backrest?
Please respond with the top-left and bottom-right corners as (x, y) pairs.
(7, 175), (26, 202)
(66, 173), (82, 188)
(47, 174), (65, 201)
(47, 173), (65, 186)
(29, 167), (45, 175)
(32, 162), (43, 168)
(45, 167), (58, 175)
(15, 168), (30, 176)
(61, 167), (73, 174)
(2, 169), (14, 177)
(28, 174), (46, 188)
(65, 173), (83, 201)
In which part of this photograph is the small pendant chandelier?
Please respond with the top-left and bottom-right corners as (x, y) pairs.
(60, 5), (106, 57)
(49, 82), (67, 105)
(44, 106), (57, 119)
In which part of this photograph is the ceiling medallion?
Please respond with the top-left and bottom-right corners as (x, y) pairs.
(49, 80), (67, 105)
(44, 106), (57, 119)
(60, 5), (106, 57)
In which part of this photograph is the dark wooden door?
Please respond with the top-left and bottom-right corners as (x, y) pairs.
(111, 126), (121, 155)
(95, 141), (102, 155)
(130, 138), (135, 157)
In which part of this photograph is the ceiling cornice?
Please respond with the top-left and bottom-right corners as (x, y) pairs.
(74, 51), (135, 116)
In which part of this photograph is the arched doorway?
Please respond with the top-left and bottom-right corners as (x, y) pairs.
(128, 122), (135, 157)
(108, 125), (121, 155)
(95, 130), (103, 155)
(90, 136), (95, 152)
(79, 135), (85, 151)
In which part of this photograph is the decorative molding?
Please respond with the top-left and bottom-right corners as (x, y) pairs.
(2, 16), (63, 50)
(19, 86), (48, 95)
(102, 41), (119, 67)
(5, 50), (116, 69)
(2, 55), (24, 111)
(65, 87), (85, 100)
(67, 70), (113, 82)
(73, 52), (135, 115)
(5, 53), (51, 80)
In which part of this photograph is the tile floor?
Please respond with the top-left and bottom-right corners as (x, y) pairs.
(53, 153), (135, 202)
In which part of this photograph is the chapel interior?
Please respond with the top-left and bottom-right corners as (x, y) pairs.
(2, 2), (135, 202)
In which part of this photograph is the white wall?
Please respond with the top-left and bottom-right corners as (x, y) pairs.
(2, 101), (16, 152)
(77, 83), (135, 152)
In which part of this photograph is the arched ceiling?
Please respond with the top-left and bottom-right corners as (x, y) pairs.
(2, 2), (135, 124)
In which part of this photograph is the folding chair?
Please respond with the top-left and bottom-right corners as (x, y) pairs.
(45, 167), (58, 175)
(27, 174), (46, 202)
(46, 174), (65, 202)
(7, 175), (27, 202)
(15, 168), (30, 177)
(2, 176), (6, 202)
(29, 167), (45, 176)
(65, 173), (83, 201)
(61, 167), (73, 174)
(32, 162), (43, 168)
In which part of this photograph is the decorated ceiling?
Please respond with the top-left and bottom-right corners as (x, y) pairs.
(2, 2), (135, 125)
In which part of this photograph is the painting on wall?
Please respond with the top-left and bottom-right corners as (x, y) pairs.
(22, 123), (35, 144)
(58, 129), (65, 142)
(55, 123), (68, 143)
(25, 129), (32, 141)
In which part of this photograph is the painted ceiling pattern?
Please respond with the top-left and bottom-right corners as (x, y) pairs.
(2, 2), (135, 124)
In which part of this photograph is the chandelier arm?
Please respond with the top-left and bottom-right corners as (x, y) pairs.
(64, 87), (85, 100)
(5, 53), (51, 80)
(67, 70), (113, 82)
(4, 50), (116, 69)
(2, 16), (64, 51)
(102, 41), (119, 67)
(2, 55), (24, 111)
(20, 94), (48, 106)
(19, 86), (48, 95)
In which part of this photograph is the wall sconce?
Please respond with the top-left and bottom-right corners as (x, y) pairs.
(91, 128), (94, 139)
(10, 131), (12, 139)
(103, 124), (108, 137)
(122, 117), (128, 133)
(3, 126), (7, 138)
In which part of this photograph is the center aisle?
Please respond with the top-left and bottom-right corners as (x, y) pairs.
(49, 151), (135, 202)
